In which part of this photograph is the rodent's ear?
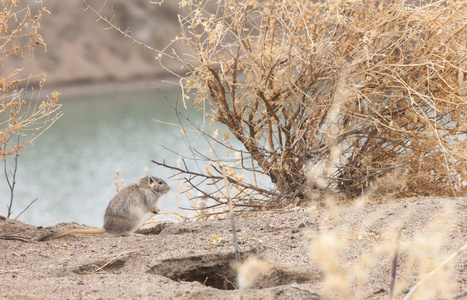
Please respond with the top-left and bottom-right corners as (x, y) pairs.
(149, 176), (155, 184)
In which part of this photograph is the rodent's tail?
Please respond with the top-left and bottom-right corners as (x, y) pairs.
(38, 227), (107, 241)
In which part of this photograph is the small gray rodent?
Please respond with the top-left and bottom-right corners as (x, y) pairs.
(38, 176), (169, 241)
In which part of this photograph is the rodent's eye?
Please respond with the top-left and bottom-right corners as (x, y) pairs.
(158, 180), (163, 185)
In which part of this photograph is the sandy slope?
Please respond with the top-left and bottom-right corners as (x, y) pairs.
(1, 197), (466, 299)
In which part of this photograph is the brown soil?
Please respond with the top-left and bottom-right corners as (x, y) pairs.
(1, 197), (466, 299)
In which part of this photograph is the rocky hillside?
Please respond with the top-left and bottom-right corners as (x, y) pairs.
(6, 0), (186, 89)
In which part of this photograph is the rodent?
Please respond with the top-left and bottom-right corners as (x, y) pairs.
(38, 176), (170, 241)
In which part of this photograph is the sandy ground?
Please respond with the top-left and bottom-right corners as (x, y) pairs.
(1, 197), (466, 300)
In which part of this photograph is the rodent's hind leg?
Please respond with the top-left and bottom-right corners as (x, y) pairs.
(104, 215), (139, 234)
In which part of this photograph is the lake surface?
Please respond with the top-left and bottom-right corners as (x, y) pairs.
(0, 86), (219, 227)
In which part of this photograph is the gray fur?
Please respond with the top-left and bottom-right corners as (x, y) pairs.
(38, 176), (169, 241)
(103, 176), (169, 233)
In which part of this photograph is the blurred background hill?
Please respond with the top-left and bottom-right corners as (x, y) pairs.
(6, 0), (185, 91)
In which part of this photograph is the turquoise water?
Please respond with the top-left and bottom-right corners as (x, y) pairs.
(1, 87), (211, 227)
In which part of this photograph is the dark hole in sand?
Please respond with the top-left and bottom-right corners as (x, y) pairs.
(149, 252), (241, 290)
(148, 250), (319, 290)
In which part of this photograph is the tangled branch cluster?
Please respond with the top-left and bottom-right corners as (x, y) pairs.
(176, 0), (466, 204)
(0, 0), (61, 161)
(1, 0), (61, 217)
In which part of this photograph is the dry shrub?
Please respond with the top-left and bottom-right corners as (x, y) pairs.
(1, 0), (61, 216)
(308, 198), (465, 299)
(82, 0), (466, 205)
(0, 0), (61, 159)
(175, 0), (467, 204)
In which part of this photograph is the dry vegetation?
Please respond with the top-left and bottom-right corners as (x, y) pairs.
(0, 1), (462, 299)
(308, 197), (467, 299)
(170, 0), (467, 206)
(0, 0), (61, 217)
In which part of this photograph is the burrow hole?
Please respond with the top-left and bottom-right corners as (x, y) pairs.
(148, 251), (318, 290)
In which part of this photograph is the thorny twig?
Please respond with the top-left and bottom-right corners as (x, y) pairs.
(0, 233), (32, 243)
(389, 227), (402, 300)
(220, 163), (241, 268)
(4, 134), (19, 218)
(151, 159), (279, 198)
(15, 198), (38, 220)
(403, 243), (467, 300)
